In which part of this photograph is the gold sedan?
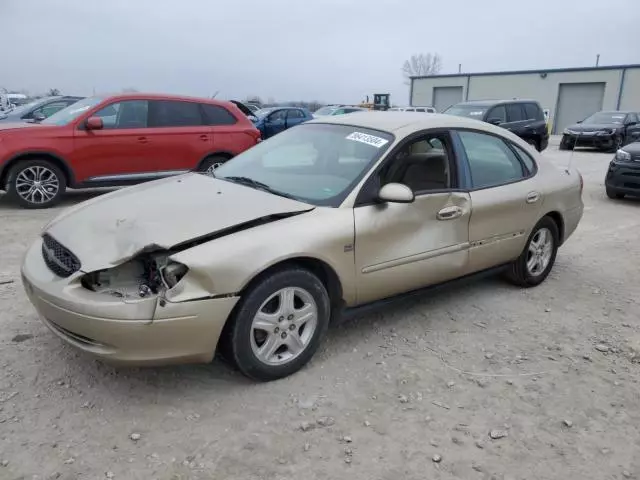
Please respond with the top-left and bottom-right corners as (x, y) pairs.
(22, 112), (584, 381)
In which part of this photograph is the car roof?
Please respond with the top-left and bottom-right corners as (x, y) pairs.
(308, 111), (505, 134)
(453, 99), (539, 107)
(97, 92), (231, 106)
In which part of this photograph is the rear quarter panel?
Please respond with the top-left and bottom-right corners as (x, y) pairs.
(0, 126), (75, 173)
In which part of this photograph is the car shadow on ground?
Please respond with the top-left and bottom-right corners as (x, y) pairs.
(43, 272), (507, 397)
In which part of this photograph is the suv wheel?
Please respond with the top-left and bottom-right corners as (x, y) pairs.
(7, 159), (66, 209)
(505, 216), (559, 287)
(198, 155), (229, 176)
(226, 267), (330, 381)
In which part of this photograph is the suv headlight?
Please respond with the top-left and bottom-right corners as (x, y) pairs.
(615, 149), (631, 162)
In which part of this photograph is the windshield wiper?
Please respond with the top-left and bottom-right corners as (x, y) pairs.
(221, 176), (301, 201)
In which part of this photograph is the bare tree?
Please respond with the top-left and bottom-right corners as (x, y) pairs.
(48, 88), (61, 96)
(402, 53), (442, 84)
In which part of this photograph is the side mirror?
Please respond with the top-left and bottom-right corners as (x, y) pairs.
(488, 118), (502, 126)
(378, 183), (414, 204)
(85, 116), (104, 130)
(32, 111), (46, 122)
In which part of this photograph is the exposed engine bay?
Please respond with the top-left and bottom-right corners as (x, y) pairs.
(81, 252), (187, 300)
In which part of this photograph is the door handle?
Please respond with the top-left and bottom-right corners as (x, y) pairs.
(526, 191), (540, 204)
(199, 134), (209, 141)
(137, 136), (148, 144)
(437, 206), (463, 220)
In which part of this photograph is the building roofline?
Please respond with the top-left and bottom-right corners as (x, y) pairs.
(410, 64), (640, 80)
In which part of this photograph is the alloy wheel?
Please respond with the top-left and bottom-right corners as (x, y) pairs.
(526, 227), (553, 276)
(15, 166), (60, 205)
(250, 287), (318, 365)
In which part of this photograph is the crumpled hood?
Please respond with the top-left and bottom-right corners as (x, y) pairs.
(45, 173), (314, 272)
(566, 123), (621, 132)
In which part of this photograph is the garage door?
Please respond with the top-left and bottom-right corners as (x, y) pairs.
(433, 86), (463, 112)
(554, 82), (605, 134)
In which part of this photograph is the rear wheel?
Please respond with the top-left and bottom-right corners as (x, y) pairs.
(198, 155), (229, 176)
(226, 267), (330, 381)
(606, 187), (625, 199)
(505, 216), (559, 287)
(6, 159), (66, 209)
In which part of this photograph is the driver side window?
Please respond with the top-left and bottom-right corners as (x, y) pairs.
(380, 132), (452, 194)
(268, 110), (287, 122)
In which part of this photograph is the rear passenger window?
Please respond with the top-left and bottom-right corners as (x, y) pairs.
(201, 104), (237, 125)
(524, 103), (542, 120)
(506, 104), (526, 122)
(486, 105), (507, 124)
(511, 144), (536, 174)
(458, 131), (526, 188)
(148, 100), (203, 127)
(287, 109), (304, 119)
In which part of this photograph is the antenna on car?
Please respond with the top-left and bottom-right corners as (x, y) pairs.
(565, 132), (581, 174)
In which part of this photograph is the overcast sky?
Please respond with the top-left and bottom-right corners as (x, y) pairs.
(1, 0), (638, 104)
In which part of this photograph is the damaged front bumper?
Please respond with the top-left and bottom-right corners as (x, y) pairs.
(21, 237), (239, 366)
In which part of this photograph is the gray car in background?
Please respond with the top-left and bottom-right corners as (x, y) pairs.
(0, 96), (83, 123)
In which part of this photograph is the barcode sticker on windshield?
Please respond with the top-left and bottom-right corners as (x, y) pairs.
(346, 132), (389, 148)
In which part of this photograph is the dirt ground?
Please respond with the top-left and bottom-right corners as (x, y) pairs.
(1, 138), (639, 480)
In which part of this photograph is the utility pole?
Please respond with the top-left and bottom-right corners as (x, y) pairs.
(458, 64), (462, 74)
(595, 54), (600, 67)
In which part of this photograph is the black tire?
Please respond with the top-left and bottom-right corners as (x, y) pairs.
(606, 187), (624, 199)
(505, 216), (559, 288)
(226, 267), (330, 381)
(198, 155), (229, 176)
(6, 159), (66, 209)
(607, 135), (623, 153)
(559, 136), (573, 151)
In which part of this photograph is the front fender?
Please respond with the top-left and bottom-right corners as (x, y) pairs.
(170, 207), (357, 304)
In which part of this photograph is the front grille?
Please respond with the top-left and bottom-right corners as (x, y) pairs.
(41, 234), (81, 278)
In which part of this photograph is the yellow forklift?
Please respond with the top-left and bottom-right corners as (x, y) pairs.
(359, 93), (391, 111)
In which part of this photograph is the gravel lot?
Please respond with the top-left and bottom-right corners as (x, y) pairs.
(1, 138), (639, 480)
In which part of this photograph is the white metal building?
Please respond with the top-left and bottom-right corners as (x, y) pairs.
(410, 64), (640, 134)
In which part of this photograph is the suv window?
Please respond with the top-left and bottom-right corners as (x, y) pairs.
(380, 132), (452, 193)
(287, 109), (304, 119)
(201, 104), (237, 125)
(458, 131), (526, 188)
(486, 105), (507, 124)
(524, 103), (543, 121)
(148, 100), (203, 127)
(506, 104), (525, 122)
(93, 100), (148, 129)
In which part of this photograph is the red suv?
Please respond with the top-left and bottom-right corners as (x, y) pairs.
(0, 93), (260, 208)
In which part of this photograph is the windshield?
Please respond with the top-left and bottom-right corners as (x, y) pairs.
(582, 112), (627, 124)
(443, 104), (488, 118)
(213, 123), (393, 207)
(42, 97), (104, 126)
(313, 106), (338, 116)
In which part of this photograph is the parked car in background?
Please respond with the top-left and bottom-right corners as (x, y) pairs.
(312, 105), (366, 118)
(388, 106), (436, 113)
(253, 107), (312, 139)
(22, 112), (583, 380)
(605, 142), (640, 199)
(560, 111), (640, 152)
(0, 96), (83, 123)
(444, 99), (549, 151)
(0, 93), (260, 208)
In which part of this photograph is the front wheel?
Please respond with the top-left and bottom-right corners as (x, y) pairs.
(559, 136), (573, 151)
(6, 159), (66, 209)
(505, 217), (559, 287)
(227, 267), (330, 381)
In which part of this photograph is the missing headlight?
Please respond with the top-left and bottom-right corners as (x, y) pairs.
(160, 262), (188, 289)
